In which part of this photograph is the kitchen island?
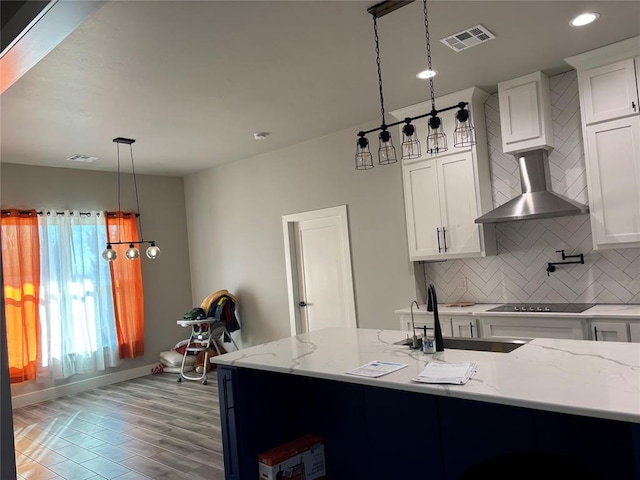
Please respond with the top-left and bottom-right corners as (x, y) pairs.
(212, 328), (640, 479)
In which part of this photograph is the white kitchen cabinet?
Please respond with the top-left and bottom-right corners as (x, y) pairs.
(479, 316), (587, 341)
(579, 58), (640, 125)
(629, 323), (640, 343)
(398, 314), (453, 338)
(565, 38), (640, 250)
(498, 71), (554, 154)
(403, 151), (486, 260)
(451, 317), (479, 338)
(391, 87), (496, 262)
(584, 116), (640, 249)
(590, 321), (630, 342)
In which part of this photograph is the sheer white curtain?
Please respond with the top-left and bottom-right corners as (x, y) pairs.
(37, 210), (120, 380)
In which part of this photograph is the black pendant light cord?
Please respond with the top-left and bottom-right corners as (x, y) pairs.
(117, 142), (122, 244)
(129, 143), (145, 242)
(423, 0), (436, 113)
(108, 137), (155, 248)
(373, 14), (387, 129)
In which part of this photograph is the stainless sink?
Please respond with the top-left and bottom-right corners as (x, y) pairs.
(395, 336), (529, 353)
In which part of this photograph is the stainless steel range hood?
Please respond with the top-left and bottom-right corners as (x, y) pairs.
(475, 149), (589, 224)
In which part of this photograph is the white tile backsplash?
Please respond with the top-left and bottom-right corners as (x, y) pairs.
(423, 70), (640, 304)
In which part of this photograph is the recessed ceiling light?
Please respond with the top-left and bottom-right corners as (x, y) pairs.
(570, 12), (600, 27)
(416, 69), (438, 80)
(253, 132), (270, 140)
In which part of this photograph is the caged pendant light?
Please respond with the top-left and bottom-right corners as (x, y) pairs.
(102, 137), (161, 262)
(356, 12), (397, 170)
(355, 0), (477, 169)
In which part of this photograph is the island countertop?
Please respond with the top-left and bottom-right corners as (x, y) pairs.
(212, 327), (640, 423)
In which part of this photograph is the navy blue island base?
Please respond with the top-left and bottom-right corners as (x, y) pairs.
(217, 365), (640, 480)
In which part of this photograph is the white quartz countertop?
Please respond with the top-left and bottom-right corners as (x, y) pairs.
(213, 327), (640, 424)
(394, 303), (640, 319)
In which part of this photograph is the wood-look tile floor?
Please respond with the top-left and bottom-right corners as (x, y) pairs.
(12, 372), (224, 480)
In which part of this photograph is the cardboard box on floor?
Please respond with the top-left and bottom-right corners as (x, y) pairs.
(258, 434), (326, 480)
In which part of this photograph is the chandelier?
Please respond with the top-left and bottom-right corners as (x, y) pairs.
(355, 0), (477, 170)
(101, 137), (161, 261)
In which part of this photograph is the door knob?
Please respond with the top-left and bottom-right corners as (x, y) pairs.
(299, 301), (307, 307)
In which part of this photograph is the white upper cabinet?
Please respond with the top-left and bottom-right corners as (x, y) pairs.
(585, 116), (640, 249)
(403, 159), (442, 258)
(580, 58), (640, 125)
(498, 71), (554, 154)
(391, 87), (496, 262)
(403, 151), (482, 259)
(437, 152), (483, 255)
(565, 37), (640, 250)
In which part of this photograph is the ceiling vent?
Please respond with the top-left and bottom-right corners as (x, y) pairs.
(440, 25), (495, 52)
(67, 154), (99, 163)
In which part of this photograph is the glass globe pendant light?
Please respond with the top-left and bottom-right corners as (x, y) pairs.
(102, 244), (117, 262)
(125, 243), (140, 260)
(146, 242), (161, 259)
(102, 137), (161, 262)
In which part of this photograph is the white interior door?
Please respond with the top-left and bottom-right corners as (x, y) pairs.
(283, 206), (356, 335)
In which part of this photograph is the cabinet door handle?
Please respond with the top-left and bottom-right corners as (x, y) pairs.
(594, 326), (598, 341)
(222, 374), (236, 474)
(436, 228), (442, 253)
(442, 227), (448, 252)
(633, 101), (637, 111)
(469, 322), (474, 338)
(223, 376), (234, 414)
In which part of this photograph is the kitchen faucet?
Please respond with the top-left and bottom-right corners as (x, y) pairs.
(427, 284), (444, 352)
(410, 300), (420, 349)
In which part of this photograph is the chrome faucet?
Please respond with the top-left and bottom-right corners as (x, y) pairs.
(410, 300), (420, 349)
(427, 284), (444, 352)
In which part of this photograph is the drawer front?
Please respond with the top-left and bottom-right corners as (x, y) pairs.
(479, 316), (587, 340)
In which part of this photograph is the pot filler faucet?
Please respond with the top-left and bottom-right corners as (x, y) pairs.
(427, 284), (444, 352)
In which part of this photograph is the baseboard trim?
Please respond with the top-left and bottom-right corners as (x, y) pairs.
(11, 363), (157, 409)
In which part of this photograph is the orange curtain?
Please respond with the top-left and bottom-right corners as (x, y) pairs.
(106, 212), (145, 359)
(1, 209), (40, 383)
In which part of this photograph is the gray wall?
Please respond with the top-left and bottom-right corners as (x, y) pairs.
(0, 163), (192, 397)
(184, 121), (418, 347)
(424, 72), (640, 304)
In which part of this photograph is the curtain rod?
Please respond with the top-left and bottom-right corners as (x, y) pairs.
(1, 210), (139, 217)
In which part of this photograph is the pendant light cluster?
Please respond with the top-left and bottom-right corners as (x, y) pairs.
(355, 0), (477, 170)
(102, 137), (161, 262)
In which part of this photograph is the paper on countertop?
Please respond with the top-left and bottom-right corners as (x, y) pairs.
(412, 361), (477, 385)
(346, 360), (408, 378)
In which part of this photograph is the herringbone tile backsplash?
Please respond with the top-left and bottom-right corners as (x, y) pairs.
(423, 71), (640, 304)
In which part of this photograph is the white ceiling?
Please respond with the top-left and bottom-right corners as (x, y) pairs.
(1, 1), (639, 177)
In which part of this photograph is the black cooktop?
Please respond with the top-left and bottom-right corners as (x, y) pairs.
(487, 303), (596, 313)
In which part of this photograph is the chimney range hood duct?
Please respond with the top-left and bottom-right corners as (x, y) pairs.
(475, 149), (589, 224)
